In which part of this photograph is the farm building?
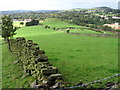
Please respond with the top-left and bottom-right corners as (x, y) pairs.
(104, 23), (120, 30)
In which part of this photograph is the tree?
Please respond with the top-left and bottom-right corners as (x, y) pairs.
(53, 27), (56, 30)
(45, 25), (49, 28)
(2, 15), (17, 51)
(67, 30), (70, 33)
(20, 22), (24, 25)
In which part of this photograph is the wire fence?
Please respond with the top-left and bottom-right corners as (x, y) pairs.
(66, 74), (120, 89)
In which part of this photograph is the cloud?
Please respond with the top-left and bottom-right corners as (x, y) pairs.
(0, 0), (119, 10)
(57, 0), (119, 3)
(55, 0), (119, 9)
(1, 0), (60, 10)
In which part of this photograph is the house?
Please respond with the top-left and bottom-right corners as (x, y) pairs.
(100, 15), (108, 19)
(24, 19), (32, 22)
(13, 19), (32, 22)
(104, 23), (120, 30)
(112, 16), (120, 19)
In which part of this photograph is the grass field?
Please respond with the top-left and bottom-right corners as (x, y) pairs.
(42, 18), (117, 35)
(2, 18), (118, 87)
(2, 42), (35, 88)
(15, 19), (118, 85)
(42, 18), (80, 28)
(69, 29), (117, 35)
(13, 21), (26, 27)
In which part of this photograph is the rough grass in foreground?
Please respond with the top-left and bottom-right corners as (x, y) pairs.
(0, 38), (2, 89)
(2, 43), (35, 88)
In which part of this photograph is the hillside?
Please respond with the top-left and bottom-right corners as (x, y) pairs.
(1, 8), (119, 88)
(67, 6), (112, 11)
(94, 6), (112, 10)
(13, 18), (118, 86)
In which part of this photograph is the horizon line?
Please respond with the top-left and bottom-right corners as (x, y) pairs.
(0, 6), (119, 12)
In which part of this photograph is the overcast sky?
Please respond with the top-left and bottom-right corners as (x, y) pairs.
(0, 0), (119, 11)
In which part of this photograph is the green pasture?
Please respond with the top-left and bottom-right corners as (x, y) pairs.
(42, 18), (117, 35)
(69, 29), (117, 35)
(2, 18), (118, 87)
(15, 25), (118, 86)
(64, 29), (102, 34)
(42, 18), (80, 28)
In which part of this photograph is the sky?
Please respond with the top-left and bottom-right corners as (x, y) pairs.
(0, 0), (119, 11)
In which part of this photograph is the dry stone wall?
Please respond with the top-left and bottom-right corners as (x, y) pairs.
(9, 37), (64, 89)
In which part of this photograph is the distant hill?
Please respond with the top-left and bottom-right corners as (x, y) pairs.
(67, 6), (113, 11)
(0, 10), (59, 15)
(0, 6), (118, 15)
(0, 10), (32, 15)
(92, 6), (112, 10)
(60, 6), (114, 12)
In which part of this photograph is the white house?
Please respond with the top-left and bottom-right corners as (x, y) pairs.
(104, 23), (120, 30)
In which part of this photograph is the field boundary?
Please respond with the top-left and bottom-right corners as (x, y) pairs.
(69, 32), (119, 37)
(66, 74), (120, 89)
(8, 37), (64, 89)
(56, 29), (119, 37)
(43, 24), (119, 37)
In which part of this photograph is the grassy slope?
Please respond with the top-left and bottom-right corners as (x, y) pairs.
(2, 18), (118, 87)
(42, 18), (117, 35)
(43, 18), (83, 28)
(2, 41), (35, 88)
(15, 23), (118, 86)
